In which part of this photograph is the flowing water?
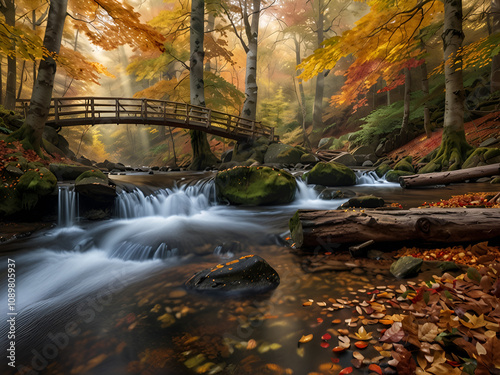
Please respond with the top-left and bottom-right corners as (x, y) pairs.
(1, 171), (498, 375)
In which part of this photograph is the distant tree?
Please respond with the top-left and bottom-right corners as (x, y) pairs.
(0, 0), (16, 109)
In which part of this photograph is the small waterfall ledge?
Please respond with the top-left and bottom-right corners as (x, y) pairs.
(58, 185), (79, 227)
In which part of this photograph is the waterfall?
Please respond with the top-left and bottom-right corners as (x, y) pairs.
(58, 185), (79, 227)
(355, 170), (393, 185)
(115, 179), (216, 219)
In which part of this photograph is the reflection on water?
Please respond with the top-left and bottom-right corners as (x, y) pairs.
(1, 171), (497, 374)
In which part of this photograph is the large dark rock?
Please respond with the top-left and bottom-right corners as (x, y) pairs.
(185, 254), (280, 295)
(390, 256), (423, 278)
(16, 167), (57, 210)
(385, 169), (414, 183)
(215, 166), (296, 205)
(344, 195), (385, 208)
(264, 143), (305, 165)
(394, 156), (415, 173)
(305, 161), (356, 187)
(49, 163), (94, 181)
(462, 147), (500, 169)
(75, 170), (116, 201)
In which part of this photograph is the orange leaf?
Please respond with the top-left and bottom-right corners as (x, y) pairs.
(354, 341), (368, 349)
(369, 364), (382, 375)
(339, 366), (353, 374)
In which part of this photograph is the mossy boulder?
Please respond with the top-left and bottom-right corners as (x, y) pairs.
(185, 254), (280, 295)
(375, 163), (391, 178)
(385, 170), (414, 183)
(75, 170), (115, 201)
(331, 153), (357, 166)
(16, 167), (57, 209)
(264, 143), (305, 165)
(305, 162), (356, 187)
(300, 153), (318, 164)
(50, 163), (94, 181)
(394, 156), (415, 173)
(345, 195), (385, 208)
(215, 166), (296, 206)
(462, 147), (500, 169)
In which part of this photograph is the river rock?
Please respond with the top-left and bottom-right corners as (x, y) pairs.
(462, 147), (500, 169)
(385, 169), (414, 183)
(50, 163), (94, 181)
(75, 170), (116, 201)
(375, 163), (391, 178)
(479, 137), (498, 148)
(394, 156), (415, 173)
(305, 161), (356, 187)
(185, 254), (280, 295)
(16, 167), (58, 210)
(215, 166), (296, 205)
(300, 153), (318, 163)
(264, 143), (304, 165)
(331, 152), (357, 166)
(390, 256), (423, 278)
(345, 195), (385, 208)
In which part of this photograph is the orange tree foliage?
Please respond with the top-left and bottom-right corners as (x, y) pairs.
(299, 0), (443, 109)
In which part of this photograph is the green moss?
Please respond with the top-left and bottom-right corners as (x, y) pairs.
(305, 162), (356, 187)
(215, 166), (297, 206)
(375, 163), (391, 178)
(16, 167), (57, 209)
(347, 195), (385, 208)
(75, 169), (107, 184)
(385, 170), (415, 183)
(394, 156), (415, 173)
(419, 129), (472, 173)
(491, 177), (500, 184)
(462, 147), (500, 169)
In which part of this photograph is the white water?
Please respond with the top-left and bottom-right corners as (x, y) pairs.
(355, 170), (395, 185)
(2, 172), (392, 338)
(58, 185), (79, 227)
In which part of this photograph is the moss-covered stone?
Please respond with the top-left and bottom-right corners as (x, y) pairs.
(491, 177), (500, 184)
(390, 256), (423, 278)
(289, 211), (303, 248)
(462, 147), (500, 169)
(305, 162), (357, 187)
(394, 156), (415, 173)
(16, 167), (57, 209)
(385, 170), (414, 183)
(375, 163), (391, 178)
(264, 143), (305, 164)
(215, 166), (296, 205)
(75, 176), (116, 201)
(300, 153), (318, 163)
(75, 169), (107, 184)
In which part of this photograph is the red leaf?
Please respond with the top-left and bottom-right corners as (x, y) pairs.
(321, 342), (330, 348)
(339, 367), (353, 374)
(322, 333), (332, 341)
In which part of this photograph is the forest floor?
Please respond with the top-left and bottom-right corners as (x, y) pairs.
(388, 111), (500, 163)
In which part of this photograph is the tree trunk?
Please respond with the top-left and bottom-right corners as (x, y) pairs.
(294, 36), (311, 150)
(0, 54), (3, 105)
(168, 127), (177, 167)
(401, 67), (411, 135)
(399, 163), (500, 188)
(205, 11), (215, 73)
(17, 60), (26, 99)
(32, 9), (37, 89)
(420, 0), (471, 173)
(312, 0), (325, 132)
(1, 0), (16, 110)
(290, 208), (500, 249)
(188, 0), (217, 170)
(240, 0), (260, 121)
(420, 58), (432, 138)
(8, 0), (68, 154)
(491, 0), (500, 93)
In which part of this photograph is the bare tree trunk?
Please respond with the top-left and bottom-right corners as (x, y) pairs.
(294, 36), (311, 150)
(1, 0), (16, 110)
(8, 0), (68, 153)
(16, 61), (26, 99)
(32, 9), (37, 89)
(312, 0), (325, 132)
(241, 0), (260, 120)
(400, 67), (411, 134)
(205, 11), (215, 73)
(169, 127), (177, 166)
(189, 0), (217, 170)
(421, 0), (470, 173)
(0, 55), (3, 105)
(420, 59), (432, 138)
(491, 0), (500, 93)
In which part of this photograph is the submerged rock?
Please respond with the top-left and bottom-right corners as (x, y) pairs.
(75, 169), (116, 201)
(344, 195), (385, 208)
(49, 163), (94, 181)
(305, 161), (356, 187)
(390, 256), (423, 278)
(215, 166), (296, 205)
(185, 254), (280, 295)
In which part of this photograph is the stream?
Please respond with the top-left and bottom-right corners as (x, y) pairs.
(1, 171), (498, 375)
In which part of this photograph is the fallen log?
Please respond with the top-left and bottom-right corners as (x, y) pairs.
(289, 208), (500, 249)
(399, 163), (500, 188)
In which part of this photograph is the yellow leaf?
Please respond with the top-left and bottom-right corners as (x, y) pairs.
(299, 334), (313, 343)
(354, 326), (373, 341)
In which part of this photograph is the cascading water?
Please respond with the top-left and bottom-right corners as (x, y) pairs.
(57, 185), (79, 227)
(355, 170), (394, 185)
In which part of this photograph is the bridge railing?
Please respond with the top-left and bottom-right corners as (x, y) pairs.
(16, 97), (278, 141)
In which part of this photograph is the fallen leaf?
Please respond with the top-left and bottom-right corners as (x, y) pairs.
(299, 334), (313, 343)
(354, 341), (368, 349)
(321, 333), (332, 340)
(339, 366), (353, 374)
(369, 364), (383, 375)
(354, 326), (373, 340)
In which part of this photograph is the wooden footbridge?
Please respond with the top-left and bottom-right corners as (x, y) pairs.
(16, 97), (278, 142)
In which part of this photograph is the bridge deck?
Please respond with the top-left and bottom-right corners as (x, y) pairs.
(16, 97), (278, 142)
